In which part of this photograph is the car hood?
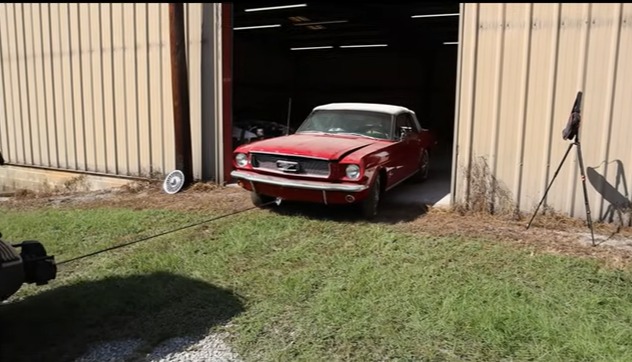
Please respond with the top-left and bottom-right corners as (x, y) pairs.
(241, 133), (381, 160)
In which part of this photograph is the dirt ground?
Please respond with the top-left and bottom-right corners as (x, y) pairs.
(3, 180), (632, 269)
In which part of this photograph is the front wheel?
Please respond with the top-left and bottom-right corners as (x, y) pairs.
(413, 149), (430, 183)
(359, 176), (381, 219)
(251, 192), (275, 208)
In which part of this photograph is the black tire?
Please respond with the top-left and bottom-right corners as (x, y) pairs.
(413, 149), (430, 183)
(360, 176), (381, 219)
(251, 192), (275, 208)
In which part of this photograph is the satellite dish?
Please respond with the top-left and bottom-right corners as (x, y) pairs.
(163, 170), (185, 194)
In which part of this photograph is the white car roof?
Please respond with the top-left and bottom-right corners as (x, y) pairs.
(312, 103), (413, 115)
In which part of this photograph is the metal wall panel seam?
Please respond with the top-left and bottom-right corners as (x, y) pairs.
(84, 4), (100, 171)
(36, 3), (51, 167)
(65, 3), (79, 170)
(76, 4), (89, 171)
(29, 3), (45, 166)
(47, 4), (60, 168)
(566, 3), (592, 217)
(23, 3), (38, 166)
(0, 4), (12, 161)
(108, 3), (119, 174)
(56, 4), (70, 168)
(145, 3), (153, 175)
(542, 3), (562, 212)
(122, 3), (133, 175)
(98, 3), (109, 173)
(489, 3), (507, 213)
(133, 3), (141, 176)
(514, 3), (534, 213)
(450, 3), (465, 205)
(121, 3), (135, 176)
(19, 3), (35, 165)
(160, 3), (166, 175)
(597, 3), (623, 219)
(86, 4), (98, 172)
(12, 4), (27, 163)
(464, 3), (481, 207)
(96, 3), (108, 173)
(90, 3), (110, 173)
(57, 4), (72, 169)
(6, 4), (19, 162)
(117, 3), (129, 176)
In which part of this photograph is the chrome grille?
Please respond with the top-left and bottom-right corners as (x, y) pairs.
(251, 153), (330, 177)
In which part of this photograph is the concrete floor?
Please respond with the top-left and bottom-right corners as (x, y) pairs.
(384, 145), (453, 208)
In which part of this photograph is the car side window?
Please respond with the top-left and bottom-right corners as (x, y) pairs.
(395, 114), (406, 139)
(395, 114), (409, 129)
(404, 113), (420, 132)
(408, 114), (424, 132)
(395, 113), (419, 139)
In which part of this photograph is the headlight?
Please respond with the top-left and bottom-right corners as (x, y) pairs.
(345, 164), (361, 180)
(235, 153), (248, 167)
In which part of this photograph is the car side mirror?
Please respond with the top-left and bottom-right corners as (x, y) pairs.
(399, 126), (412, 140)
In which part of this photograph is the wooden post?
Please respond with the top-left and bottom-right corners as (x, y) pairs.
(169, 3), (193, 184)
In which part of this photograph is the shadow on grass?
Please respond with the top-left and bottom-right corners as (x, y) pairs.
(268, 198), (429, 224)
(0, 271), (245, 362)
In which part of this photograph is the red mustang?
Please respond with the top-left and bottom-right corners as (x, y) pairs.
(230, 103), (436, 218)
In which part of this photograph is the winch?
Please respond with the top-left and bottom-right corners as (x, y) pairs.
(0, 232), (57, 301)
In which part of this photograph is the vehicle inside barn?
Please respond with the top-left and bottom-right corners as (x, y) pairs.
(230, 2), (460, 205)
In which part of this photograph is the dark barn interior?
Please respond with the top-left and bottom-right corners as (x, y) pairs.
(231, 2), (460, 151)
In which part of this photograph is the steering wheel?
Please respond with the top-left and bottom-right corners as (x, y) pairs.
(355, 124), (388, 139)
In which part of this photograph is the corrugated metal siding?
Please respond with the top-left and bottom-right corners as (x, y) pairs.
(455, 3), (632, 222)
(0, 3), (216, 180)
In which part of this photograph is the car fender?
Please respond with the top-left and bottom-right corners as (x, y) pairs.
(340, 144), (400, 190)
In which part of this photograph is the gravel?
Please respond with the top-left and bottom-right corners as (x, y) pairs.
(74, 331), (243, 362)
(144, 332), (242, 362)
(74, 339), (144, 362)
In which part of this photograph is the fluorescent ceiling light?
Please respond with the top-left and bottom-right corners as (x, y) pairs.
(245, 4), (307, 12)
(294, 20), (349, 26)
(234, 24), (281, 30)
(443, 41), (459, 45)
(340, 44), (388, 48)
(291, 46), (333, 50)
(411, 13), (459, 18)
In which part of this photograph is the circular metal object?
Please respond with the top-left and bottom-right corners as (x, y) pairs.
(163, 170), (185, 194)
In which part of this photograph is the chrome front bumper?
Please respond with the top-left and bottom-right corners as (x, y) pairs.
(231, 170), (369, 192)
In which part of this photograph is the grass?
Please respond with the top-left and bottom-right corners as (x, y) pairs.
(1, 204), (632, 362)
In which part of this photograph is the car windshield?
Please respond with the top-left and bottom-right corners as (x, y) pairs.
(296, 110), (393, 140)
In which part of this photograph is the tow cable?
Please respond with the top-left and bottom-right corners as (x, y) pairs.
(1, 196), (281, 301)
(56, 197), (282, 266)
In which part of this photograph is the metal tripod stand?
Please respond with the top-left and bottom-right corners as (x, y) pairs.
(525, 93), (596, 246)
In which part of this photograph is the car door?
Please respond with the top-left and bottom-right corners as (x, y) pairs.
(413, 114), (435, 150)
(389, 112), (420, 184)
